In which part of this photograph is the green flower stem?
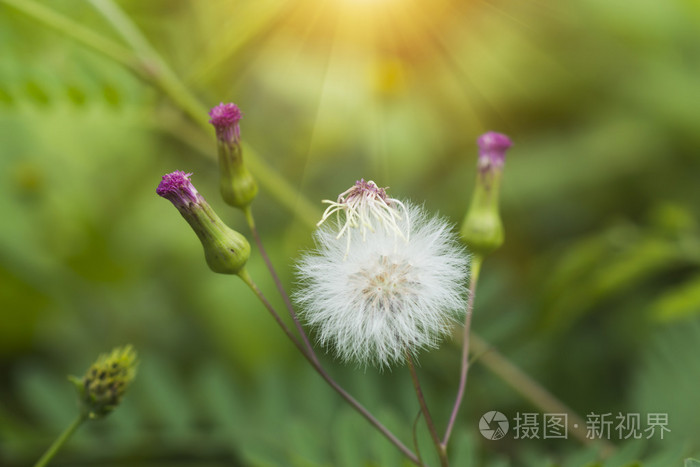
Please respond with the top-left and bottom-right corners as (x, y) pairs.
(243, 206), (319, 365)
(3, 0), (319, 229)
(238, 269), (421, 466)
(442, 254), (483, 446)
(406, 352), (449, 467)
(34, 413), (86, 467)
(443, 257), (613, 455)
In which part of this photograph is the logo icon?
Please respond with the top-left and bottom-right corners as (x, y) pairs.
(479, 411), (509, 440)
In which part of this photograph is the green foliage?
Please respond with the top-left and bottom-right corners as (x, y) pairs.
(537, 208), (700, 332)
(1, 0), (699, 465)
(631, 320), (700, 453)
(649, 274), (700, 322)
(3, 355), (457, 466)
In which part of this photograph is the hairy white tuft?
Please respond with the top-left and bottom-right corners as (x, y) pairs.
(295, 202), (469, 368)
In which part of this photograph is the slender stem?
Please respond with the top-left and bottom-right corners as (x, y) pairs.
(469, 333), (616, 456)
(243, 206), (318, 364)
(411, 410), (425, 467)
(442, 255), (482, 446)
(238, 268), (306, 353)
(406, 352), (448, 467)
(238, 270), (420, 466)
(34, 413), (86, 467)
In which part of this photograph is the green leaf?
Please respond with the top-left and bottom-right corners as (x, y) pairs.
(649, 274), (700, 322)
(537, 223), (687, 331)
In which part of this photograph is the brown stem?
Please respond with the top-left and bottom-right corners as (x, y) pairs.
(238, 269), (420, 465)
(243, 207), (319, 365)
(411, 410), (426, 467)
(406, 351), (449, 467)
(442, 256), (482, 446)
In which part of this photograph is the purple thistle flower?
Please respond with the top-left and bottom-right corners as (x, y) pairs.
(477, 132), (512, 171)
(156, 171), (200, 207)
(209, 103), (242, 144)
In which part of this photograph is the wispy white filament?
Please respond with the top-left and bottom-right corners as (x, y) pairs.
(318, 179), (409, 255)
(296, 202), (469, 368)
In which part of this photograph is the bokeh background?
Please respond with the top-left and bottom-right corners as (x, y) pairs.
(1, 0), (699, 465)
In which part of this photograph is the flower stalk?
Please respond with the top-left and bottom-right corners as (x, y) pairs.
(406, 352), (449, 467)
(208, 102), (317, 362)
(238, 270), (421, 465)
(34, 414), (86, 467)
(242, 206), (319, 365)
(34, 346), (137, 467)
(442, 255), (482, 446)
(443, 133), (512, 447)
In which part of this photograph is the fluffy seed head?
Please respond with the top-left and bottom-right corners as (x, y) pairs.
(297, 184), (469, 368)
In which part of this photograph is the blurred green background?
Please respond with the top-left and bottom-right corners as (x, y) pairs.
(1, 0), (699, 465)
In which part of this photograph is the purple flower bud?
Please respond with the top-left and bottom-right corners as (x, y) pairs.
(477, 132), (512, 171)
(209, 103), (242, 144)
(156, 171), (200, 207)
(208, 103), (257, 208)
(461, 132), (512, 255)
(156, 171), (251, 275)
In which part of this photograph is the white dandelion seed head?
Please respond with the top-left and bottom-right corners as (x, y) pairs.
(296, 196), (469, 369)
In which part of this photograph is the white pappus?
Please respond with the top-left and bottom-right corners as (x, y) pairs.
(295, 180), (470, 368)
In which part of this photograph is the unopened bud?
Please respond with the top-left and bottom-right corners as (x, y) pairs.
(157, 171), (250, 274)
(460, 132), (512, 256)
(69, 345), (137, 419)
(209, 103), (258, 208)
